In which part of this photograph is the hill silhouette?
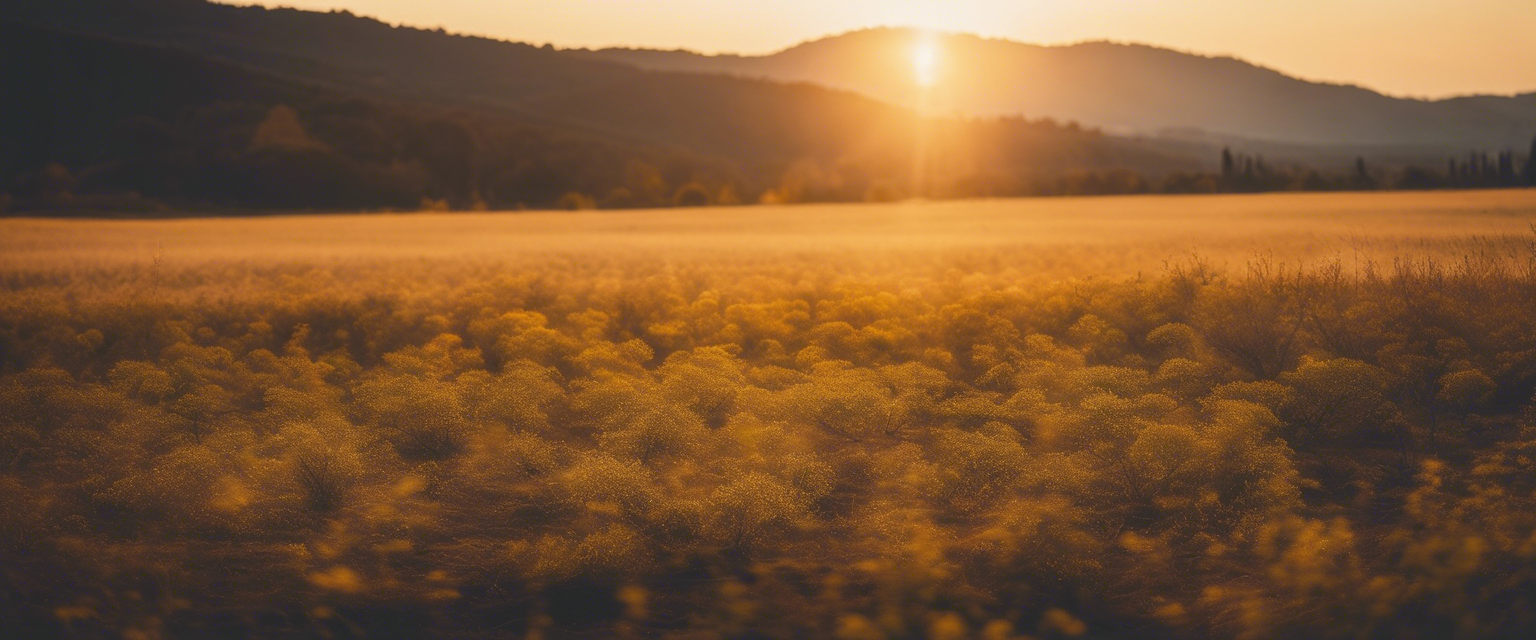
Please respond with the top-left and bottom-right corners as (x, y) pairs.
(3, 1), (1530, 214)
(2, 1), (1211, 213)
(582, 27), (1536, 150)
(1, 21), (754, 212)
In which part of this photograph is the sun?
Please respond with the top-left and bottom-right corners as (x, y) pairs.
(911, 36), (940, 87)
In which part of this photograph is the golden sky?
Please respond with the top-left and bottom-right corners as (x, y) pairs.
(241, 1), (1536, 98)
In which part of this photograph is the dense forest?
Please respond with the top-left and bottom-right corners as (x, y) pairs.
(4, 230), (1536, 637)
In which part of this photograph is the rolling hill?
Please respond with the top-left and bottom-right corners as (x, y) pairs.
(1, 0), (1212, 213)
(581, 28), (1536, 150)
(4, 0), (1528, 214)
(0, 0), (1197, 168)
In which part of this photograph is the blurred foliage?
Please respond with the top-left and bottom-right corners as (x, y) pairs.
(3, 232), (1536, 637)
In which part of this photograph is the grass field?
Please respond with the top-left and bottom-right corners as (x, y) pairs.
(4, 190), (1536, 638)
(6, 190), (1536, 270)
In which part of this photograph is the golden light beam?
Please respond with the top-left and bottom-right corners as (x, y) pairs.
(911, 35), (940, 87)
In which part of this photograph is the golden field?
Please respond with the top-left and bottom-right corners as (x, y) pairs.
(3, 190), (1536, 639)
(6, 190), (1536, 270)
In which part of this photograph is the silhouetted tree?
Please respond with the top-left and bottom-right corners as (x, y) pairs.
(1498, 151), (1516, 185)
(672, 182), (711, 207)
(1352, 157), (1374, 189)
(1525, 136), (1536, 185)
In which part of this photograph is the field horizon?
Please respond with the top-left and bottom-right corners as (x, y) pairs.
(9, 189), (1536, 267)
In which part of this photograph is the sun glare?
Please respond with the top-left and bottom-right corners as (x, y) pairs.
(911, 37), (940, 87)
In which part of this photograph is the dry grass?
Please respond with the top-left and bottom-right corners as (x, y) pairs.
(4, 190), (1536, 638)
(5, 190), (1534, 275)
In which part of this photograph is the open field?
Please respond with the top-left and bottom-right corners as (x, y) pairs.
(6, 190), (1536, 271)
(4, 190), (1536, 638)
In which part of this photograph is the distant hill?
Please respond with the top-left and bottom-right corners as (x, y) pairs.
(1, 20), (742, 212)
(0, 1), (1196, 168)
(580, 28), (1536, 150)
(2, 0), (1222, 213)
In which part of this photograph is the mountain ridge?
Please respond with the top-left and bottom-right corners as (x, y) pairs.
(637, 27), (1532, 102)
(577, 27), (1535, 149)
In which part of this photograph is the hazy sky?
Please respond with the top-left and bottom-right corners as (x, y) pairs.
(239, 1), (1536, 98)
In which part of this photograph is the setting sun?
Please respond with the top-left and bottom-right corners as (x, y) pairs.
(911, 36), (940, 86)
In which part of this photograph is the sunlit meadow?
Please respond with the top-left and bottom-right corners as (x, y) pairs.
(5, 191), (1536, 637)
